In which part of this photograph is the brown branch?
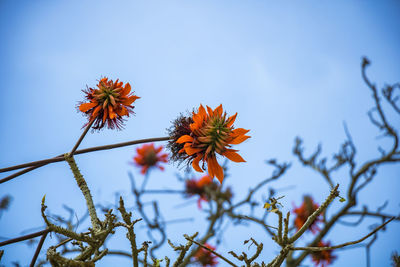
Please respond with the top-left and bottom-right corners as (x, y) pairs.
(289, 184), (339, 243)
(30, 229), (49, 267)
(0, 229), (50, 247)
(0, 137), (171, 184)
(292, 217), (394, 251)
(344, 211), (400, 221)
(69, 120), (94, 156)
(118, 196), (141, 267)
(0, 165), (42, 184)
(185, 236), (238, 267)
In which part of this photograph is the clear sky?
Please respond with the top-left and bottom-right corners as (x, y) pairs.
(0, 0), (399, 266)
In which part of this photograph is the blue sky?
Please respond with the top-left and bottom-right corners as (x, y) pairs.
(1, 1), (399, 266)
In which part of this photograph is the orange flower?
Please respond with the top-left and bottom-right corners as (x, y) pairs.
(185, 175), (214, 208)
(133, 144), (168, 174)
(173, 104), (250, 183)
(311, 241), (337, 267)
(293, 196), (323, 233)
(79, 77), (140, 130)
(194, 243), (218, 266)
(185, 175), (233, 209)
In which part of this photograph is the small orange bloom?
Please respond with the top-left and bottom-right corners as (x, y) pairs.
(185, 175), (233, 209)
(293, 196), (323, 233)
(185, 175), (214, 208)
(133, 144), (168, 174)
(174, 104), (250, 183)
(79, 77), (140, 130)
(311, 241), (337, 267)
(194, 243), (218, 266)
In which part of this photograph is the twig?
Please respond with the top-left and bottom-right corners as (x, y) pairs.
(186, 236), (238, 267)
(0, 137), (171, 184)
(118, 196), (141, 267)
(344, 211), (400, 221)
(170, 232), (198, 267)
(0, 229), (50, 247)
(0, 165), (42, 184)
(30, 229), (49, 267)
(289, 184), (339, 243)
(69, 120), (94, 156)
(292, 217), (394, 251)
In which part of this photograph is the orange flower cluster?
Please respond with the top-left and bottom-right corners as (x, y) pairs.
(293, 196), (323, 233)
(194, 243), (218, 266)
(174, 104), (250, 183)
(311, 241), (336, 267)
(79, 77), (140, 130)
(133, 144), (168, 174)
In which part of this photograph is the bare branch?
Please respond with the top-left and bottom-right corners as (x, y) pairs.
(0, 229), (50, 247)
(292, 217), (394, 251)
(289, 185), (339, 243)
(0, 137), (171, 184)
(185, 236), (238, 267)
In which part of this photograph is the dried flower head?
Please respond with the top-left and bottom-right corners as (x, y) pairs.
(167, 114), (194, 163)
(133, 143), (168, 174)
(311, 241), (337, 267)
(194, 243), (218, 266)
(79, 77), (140, 130)
(293, 195), (323, 233)
(169, 104), (250, 183)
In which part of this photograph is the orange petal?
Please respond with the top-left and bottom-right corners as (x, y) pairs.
(184, 146), (203, 156)
(226, 113), (237, 127)
(102, 107), (108, 122)
(79, 102), (97, 112)
(223, 150), (246, 162)
(121, 83), (132, 96)
(192, 154), (204, 173)
(192, 112), (204, 126)
(109, 95), (116, 107)
(121, 95), (140, 106)
(141, 166), (148, 174)
(198, 105), (207, 120)
(213, 104), (223, 117)
(176, 135), (193, 144)
(206, 105), (213, 116)
(208, 156), (224, 183)
(198, 175), (212, 186)
(116, 106), (128, 116)
(190, 120), (203, 131)
(230, 135), (250, 145)
(103, 98), (109, 109)
(108, 105), (116, 119)
(207, 157), (215, 179)
(92, 105), (102, 118)
(232, 128), (250, 136)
